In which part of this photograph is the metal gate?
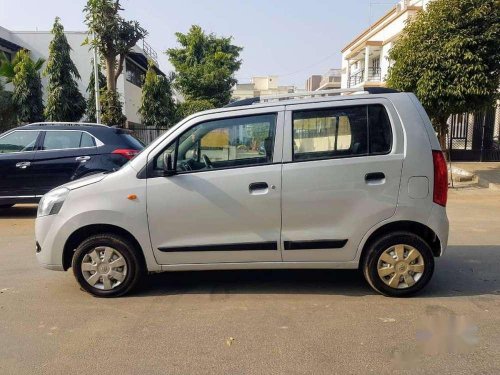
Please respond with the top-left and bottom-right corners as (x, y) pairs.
(448, 104), (500, 161)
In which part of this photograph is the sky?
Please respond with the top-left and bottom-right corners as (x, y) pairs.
(0, 0), (397, 88)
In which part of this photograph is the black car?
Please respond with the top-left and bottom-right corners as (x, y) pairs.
(0, 122), (144, 207)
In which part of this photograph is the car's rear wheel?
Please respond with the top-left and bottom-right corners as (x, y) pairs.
(72, 233), (144, 297)
(362, 232), (434, 297)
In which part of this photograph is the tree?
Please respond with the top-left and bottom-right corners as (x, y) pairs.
(84, 0), (147, 125)
(167, 25), (242, 114)
(174, 99), (214, 122)
(83, 0), (146, 93)
(100, 90), (126, 125)
(0, 80), (16, 131)
(386, 0), (500, 149)
(85, 59), (106, 122)
(44, 17), (86, 122)
(139, 61), (176, 127)
(11, 50), (44, 123)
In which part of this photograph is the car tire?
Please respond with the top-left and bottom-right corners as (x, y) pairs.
(362, 231), (434, 297)
(72, 233), (144, 297)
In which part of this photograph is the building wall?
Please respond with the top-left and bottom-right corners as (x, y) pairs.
(9, 31), (92, 104)
(232, 76), (297, 101)
(123, 74), (143, 125)
(305, 75), (322, 91)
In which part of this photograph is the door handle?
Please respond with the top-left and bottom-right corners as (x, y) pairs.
(75, 156), (91, 162)
(249, 182), (269, 194)
(365, 172), (385, 184)
(15, 161), (31, 169)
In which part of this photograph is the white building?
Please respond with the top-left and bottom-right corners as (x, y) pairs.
(341, 0), (430, 89)
(0, 25), (163, 126)
(232, 76), (299, 100)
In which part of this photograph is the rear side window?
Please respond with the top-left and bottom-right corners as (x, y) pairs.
(0, 130), (39, 153)
(292, 104), (392, 161)
(43, 131), (80, 150)
(42, 131), (96, 150)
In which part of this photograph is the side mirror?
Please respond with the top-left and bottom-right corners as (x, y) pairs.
(163, 153), (176, 177)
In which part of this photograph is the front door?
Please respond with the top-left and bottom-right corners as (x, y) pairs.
(281, 100), (404, 262)
(0, 130), (40, 197)
(147, 111), (284, 265)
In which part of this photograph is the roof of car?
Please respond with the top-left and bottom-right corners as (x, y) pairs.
(180, 88), (406, 124)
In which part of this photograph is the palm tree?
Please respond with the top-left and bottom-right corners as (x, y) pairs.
(0, 51), (45, 83)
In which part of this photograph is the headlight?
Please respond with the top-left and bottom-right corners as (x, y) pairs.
(37, 188), (70, 217)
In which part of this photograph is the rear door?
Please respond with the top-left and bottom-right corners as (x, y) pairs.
(281, 99), (404, 262)
(0, 130), (40, 197)
(31, 130), (98, 194)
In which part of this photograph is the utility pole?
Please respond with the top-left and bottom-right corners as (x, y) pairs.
(93, 33), (101, 124)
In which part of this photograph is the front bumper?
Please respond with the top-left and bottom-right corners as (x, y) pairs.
(35, 213), (68, 271)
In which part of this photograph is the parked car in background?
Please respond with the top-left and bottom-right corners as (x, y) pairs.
(35, 88), (449, 298)
(0, 122), (144, 208)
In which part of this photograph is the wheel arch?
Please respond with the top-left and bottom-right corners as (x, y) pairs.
(62, 224), (146, 271)
(358, 220), (442, 268)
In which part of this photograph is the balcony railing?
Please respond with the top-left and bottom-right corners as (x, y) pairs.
(142, 39), (158, 64)
(368, 67), (381, 82)
(348, 67), (382, 87)
(348, 71), (364, 87)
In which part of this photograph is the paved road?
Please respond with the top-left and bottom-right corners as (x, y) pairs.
(0, 188), (499, 375)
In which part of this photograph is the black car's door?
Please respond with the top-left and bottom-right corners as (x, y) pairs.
(0, 130), (41, 197)
(31, 130), (98, 194)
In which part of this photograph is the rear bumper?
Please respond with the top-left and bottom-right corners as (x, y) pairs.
(427, 203), (449, 256)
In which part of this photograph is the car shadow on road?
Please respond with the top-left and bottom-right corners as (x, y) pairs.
(0, 205), (37, 219)
(135, 245), (500, 299)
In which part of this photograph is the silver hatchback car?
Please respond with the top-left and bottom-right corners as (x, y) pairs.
(35, 88), (449, 298)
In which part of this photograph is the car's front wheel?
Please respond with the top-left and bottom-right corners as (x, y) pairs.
(72, 233), (144, 297)
(362, 232), (434, 297)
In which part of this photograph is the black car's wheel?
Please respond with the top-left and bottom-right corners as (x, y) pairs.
(72, 233), (144, 297)
(362, 231), (434, 297)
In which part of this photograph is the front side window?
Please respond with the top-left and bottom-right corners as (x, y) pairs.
(42, 131), (95, 150)
(292, 104), (392, 161)
(156, 114), (277, 173)
(0, 130), (39, 154)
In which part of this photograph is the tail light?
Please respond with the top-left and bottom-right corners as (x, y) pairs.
(432, 150), (448, 206)
(112, 148), (140, 160)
